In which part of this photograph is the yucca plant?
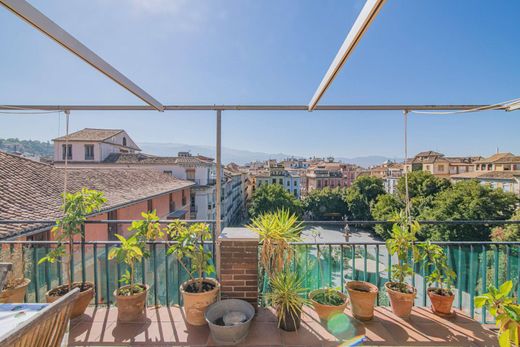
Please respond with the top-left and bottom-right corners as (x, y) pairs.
(247, 209), (303, 278)
(264, 271), (308, 331)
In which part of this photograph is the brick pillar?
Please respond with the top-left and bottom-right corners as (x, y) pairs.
(218, 227), (259, 306)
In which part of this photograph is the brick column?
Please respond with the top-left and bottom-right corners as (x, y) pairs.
(218, 227), (259, 306)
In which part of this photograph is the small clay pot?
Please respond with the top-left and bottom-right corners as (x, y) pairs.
(0, 278), (31, 303)
(346, 280), (378, 321)
(114, 284), (149, 322)
(309, 289), (348, 321)
(180, 278), (220, 326)
(46, 281), (94, 318)
(385, 282), (416, 319)
(427, 287), (455, 315)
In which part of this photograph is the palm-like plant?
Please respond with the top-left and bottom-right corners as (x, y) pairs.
(247, 209), (303, 278)
(264, 272), (308, 329)
(166, 220), (215, 292)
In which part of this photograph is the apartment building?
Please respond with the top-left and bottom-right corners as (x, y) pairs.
(452, 152), (520, 196)
(404, 151), (481, 178)
(305, 162), (360, 193)
(253, 163), (301, 198)
(0, 150), (193, 240)
(367, 161), (404, 194)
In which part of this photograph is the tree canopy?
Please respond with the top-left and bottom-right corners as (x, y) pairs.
(344, 176), (385, 221)
(249, 184), (302, 218)
(302, 187), (347, 220)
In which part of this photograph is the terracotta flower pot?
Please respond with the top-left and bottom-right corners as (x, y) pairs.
(180, 278), (220, 326)
(0, 278), (31, 303)
(309, 289), (348, 320)
(346, 280), (378, 321)
(385, 282), (416, 319)
(427, 288), (454, 315)
(46, 281), (94, 318)
(278, 306), (302, 332)
(114, 284), (149, 322)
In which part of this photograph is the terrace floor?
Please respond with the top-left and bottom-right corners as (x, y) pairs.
(68, 305), (498, 346)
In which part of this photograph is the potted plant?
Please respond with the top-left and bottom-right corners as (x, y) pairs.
(109, 211), (163, 322)
(265, 271), (308, 331)
(384, 213), (419, 318)
(418, 241), (456, 315)
(0, 245), (31, 303)
(346, 280), (378, 321)
(166, 220), (219, 326)
(309, 287), (348, 320)
(475, 280), (520, 347)
(39, 188), (106, 318)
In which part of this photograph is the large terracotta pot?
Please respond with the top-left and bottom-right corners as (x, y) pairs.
(46, 281), (94, 318)
(385, 282), (416, 319)
(346, 280), (378, 321)
(180, 278), (220, 326)
(427, 288), (454, 315)
(309, 289), (348, 320)
(114, 284), (149, 322)
(0, 278), (31, 303)
(278, 306), (302, 332)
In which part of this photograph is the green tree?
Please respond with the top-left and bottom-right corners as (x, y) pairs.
(249, 184), (302, 218)
(491, 209), (520, 242)
(344, 176), (385, 221)
(371, 194), (405, 239)
(396, 171), (451, 200)
(303, 187), (347, 220)
(420, 180), (518, 241)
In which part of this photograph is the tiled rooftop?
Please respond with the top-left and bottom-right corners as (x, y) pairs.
(0, 151), (193, 239)
(69, 305), (497, 346)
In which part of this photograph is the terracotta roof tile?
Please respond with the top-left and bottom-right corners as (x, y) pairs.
(0, 151), (193, 239)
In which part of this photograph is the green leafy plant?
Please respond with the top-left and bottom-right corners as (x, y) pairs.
(108, 234), (144, 295)
(311, 287), (345, 306)
(385, 212), (420, 293)
(39, 188), (106, 291)
(475, 281), (520, 347)
(247, 209), (303, 278)
(418, 241), (456, 296)
(166, 220), (215, 293)
(108, 211), (163, 296)
(264, 271), (308, 328)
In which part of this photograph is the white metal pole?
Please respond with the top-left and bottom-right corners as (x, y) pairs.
(216, 110), (222, 235)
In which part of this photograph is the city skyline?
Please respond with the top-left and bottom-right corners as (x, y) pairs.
(1, 0), (519, 157)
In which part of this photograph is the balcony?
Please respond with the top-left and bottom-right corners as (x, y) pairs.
(0, 220), (516, 346)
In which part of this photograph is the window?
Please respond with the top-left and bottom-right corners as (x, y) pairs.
(62, 144), (72, 160)
(108, 210), (118, 241)
(163, 170), (172, 175)
(287, 181), (290, 186)
(294, 181), (297, 186)
(147, 199), (153, 212)
(122, 137), (127, 146)
(272, 178), (276, 184)
(169, 193), (176, 213)
(279, 178), (283, 185)
(186, 169), (196, 181)
(182, 189), (187, 206)
(84, 144), (94, 160)
(27, 231), (49, 241)
(438, 165), (445, 172)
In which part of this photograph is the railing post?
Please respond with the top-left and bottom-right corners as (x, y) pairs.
(219, 227), (259, 307)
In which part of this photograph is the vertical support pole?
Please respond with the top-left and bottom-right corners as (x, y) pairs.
(215, 110), (222, 279)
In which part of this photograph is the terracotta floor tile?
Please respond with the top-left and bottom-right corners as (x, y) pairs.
(170, 318), (210, 346)
(147, 305), (185, 322)
(68, 321), (115, 345)
(241, 322), (282, 346)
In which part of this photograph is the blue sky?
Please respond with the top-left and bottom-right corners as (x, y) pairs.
(0, 0), (519, 159)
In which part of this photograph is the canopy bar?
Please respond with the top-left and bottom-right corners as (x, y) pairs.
(308, 0), (386, 111)
(0, 0), (164, 111)
(0, 104), (505, 112)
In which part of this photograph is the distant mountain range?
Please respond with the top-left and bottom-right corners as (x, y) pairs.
(138, 142), (399, 168)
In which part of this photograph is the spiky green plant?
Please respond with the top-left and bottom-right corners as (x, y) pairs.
(264, 272), (308, 329)
(247, 209), (303, 278)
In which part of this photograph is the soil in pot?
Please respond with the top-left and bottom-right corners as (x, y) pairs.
(46, 281), (94, 318)
(278, 306), (302, 332)
(114, 284), (148, 322)
(181, 278), (220, 326)
(427, 287), (455, 316)
(346, 281), (378, 321)
(309, 289), (348, 321)
(385, 282), (416, 319)
(0, 278), (31, 303)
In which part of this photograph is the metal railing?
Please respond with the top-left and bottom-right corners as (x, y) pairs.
(0, 220), (216, 307)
